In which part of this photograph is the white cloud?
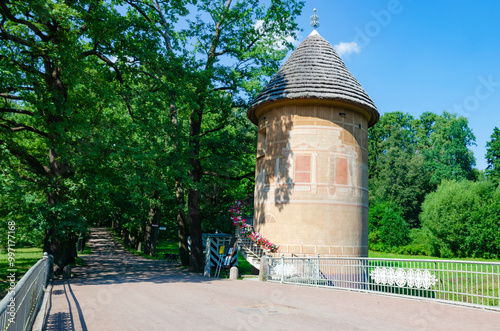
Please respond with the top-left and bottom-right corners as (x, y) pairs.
(254, 19), (300, 50)
(334, 41), (361, 58)
(286, 34), (300, 48)
(254, 19), (265, 32)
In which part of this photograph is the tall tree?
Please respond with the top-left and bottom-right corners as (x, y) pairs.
(486, 127), (500, 183)
(186, 0), (303, 272)
(0, 0), (123, 270)
(115, 0), (194, 265)
(423, 111), (476, 186)
(369, 112), (431, 227)
(1, 0), (303, 272)
(369, 111), (476, 228)
(117, 0), (304, 271)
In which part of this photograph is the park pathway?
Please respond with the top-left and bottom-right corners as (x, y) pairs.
(40, 228), (500, 331)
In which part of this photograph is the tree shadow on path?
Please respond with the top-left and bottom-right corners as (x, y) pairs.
(70, 228), (214, 286)
(43, 228), (217, 331)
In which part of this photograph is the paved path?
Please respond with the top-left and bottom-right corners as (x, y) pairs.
(41, 228), (500, 331)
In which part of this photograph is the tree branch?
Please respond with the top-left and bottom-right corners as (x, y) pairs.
(0, 121), (49, 138)
(199, 123), (225, 137)
(80, 48), (97, 58)
(84, 50), (124, 84)
(138, 70), (161, 82)
(153, 0), (172, 52)
(5, 86), (34, 92)
(124, 0), (154, 23)
(0, 1), (50, 42)
(0, 93), (24, 101)
(213, 86), (234, 92)
(0, 107), (34, 116)
(202, 171), (254, 181)
(0, 27), (33, 47)
(121, 95), (136, 120)
(0, 55), (45, 76)
(0, 139), (49, 178)
(206, 0), (233, 69)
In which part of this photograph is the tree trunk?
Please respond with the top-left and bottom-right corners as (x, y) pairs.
(167, 87), (190, 266)
(43, 148), (77, 273)
(188, 108), (203, 272)
(144, 219), (153, 256)
(152, 221), (159, 257)
(188, 186), (202, 271)
(43, 225), (77, 274)
(144, 192), (161, 256)
(176, 179), (190, 266)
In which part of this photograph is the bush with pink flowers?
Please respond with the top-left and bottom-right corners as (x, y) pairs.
(229, 199), (280, 253)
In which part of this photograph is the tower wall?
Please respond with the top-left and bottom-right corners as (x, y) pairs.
(253, 101), (369, 256)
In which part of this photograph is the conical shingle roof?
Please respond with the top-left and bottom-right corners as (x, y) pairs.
(247, 30), (379, 127)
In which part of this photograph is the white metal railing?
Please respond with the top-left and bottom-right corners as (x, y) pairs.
(0, 253), (50, 331)
(263, 255), (500, 310)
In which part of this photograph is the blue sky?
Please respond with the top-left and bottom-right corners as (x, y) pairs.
(289, 0), (500, 170)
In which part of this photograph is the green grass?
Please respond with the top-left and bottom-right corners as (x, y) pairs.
(155, 240), (180, 258)
(109, 228), (179, 260)
(237, 252), (253, 276)
(72, 246), (93, 267)
(0, 247), (44, 299)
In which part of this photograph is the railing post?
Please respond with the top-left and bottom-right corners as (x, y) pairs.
(47, 254), (54, 281)
(316, 253), (320, 285)
(281, 253), (285, 283)
(259, 255), (268, 282)
(43, 252), (49, 289)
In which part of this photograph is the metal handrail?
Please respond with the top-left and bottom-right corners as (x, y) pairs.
(0, 254), (50, 331)
(264, 255), (500, 311)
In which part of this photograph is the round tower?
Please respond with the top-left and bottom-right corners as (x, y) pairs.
(247, 30), (379, 257)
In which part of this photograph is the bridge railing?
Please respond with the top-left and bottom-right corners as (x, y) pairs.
(0, 253), (51, 331)
(263, 255), (500, 311)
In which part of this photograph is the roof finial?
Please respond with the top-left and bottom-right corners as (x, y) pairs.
(310, 8), (320, 29)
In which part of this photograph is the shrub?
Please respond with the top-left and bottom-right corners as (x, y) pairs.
(369, 201), (410, 248)
(420, 180), (500, 258)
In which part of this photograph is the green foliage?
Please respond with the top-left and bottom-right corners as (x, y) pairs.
(369, 112), (431, 227)
(369, 111), (476, 228)
(0, 0), (129, 266)
(367, 112), (500, 260)
(369, 201), (410, 249)
(1, 0), (306, 268)
(422, 112), (476, 185)
(486, 127), (500, 183)
(406, 228), (433, 256)
(420, 180), (500, 259)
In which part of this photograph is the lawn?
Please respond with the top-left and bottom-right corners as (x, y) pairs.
(237, 252), (253, 276)
(109, 229), (179, 260)
(0, 247), (44, 299)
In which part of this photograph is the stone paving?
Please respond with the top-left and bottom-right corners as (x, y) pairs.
(40, 228), (500, 331)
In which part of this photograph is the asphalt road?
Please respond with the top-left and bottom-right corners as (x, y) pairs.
(40, 228), (500, 331)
